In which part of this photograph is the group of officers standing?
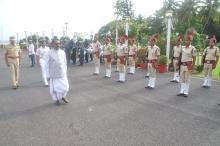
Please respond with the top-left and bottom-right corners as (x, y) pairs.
(3, 29), (220, 105)
(91, 30), (219, 98)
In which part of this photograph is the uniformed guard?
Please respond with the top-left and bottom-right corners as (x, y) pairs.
(128, 38), (137, 74)
(92, 33), (101, 75)
(103, 36), (113, 78)
(170, 34), (183, 83)
(4, 36), (21, 89)
(145, 34), (160, 89)
(202, 35), (219, 88)
(177, 30), (197, 97)
(117, 35), (128, 83)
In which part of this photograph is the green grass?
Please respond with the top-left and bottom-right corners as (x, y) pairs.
(194, 55), (220, 80)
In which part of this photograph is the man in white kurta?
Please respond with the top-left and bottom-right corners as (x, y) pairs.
(36, 41), (50, 86)
(47, 39), (69, 105)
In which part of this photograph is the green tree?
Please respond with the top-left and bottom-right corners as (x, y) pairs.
(113, 0), (134, 19)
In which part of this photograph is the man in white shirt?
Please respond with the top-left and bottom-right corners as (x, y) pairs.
(28, 39), (35, 67)
(47, 39), (69, 105)
(36, 40), (50, 86)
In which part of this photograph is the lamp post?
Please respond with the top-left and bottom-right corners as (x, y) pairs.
(115, 15), (119, 46)
(24, 31), (28, 47)
(62, 27), (65, 37)
(64, 22), (68, 37)
(166, 10), (173, 71)
(42, 31), (45, 37)
(36, 32), (39, 49)
(124, 16), (129, 47)
(51, 29), (54, 39)
(16, 32), (19, 43)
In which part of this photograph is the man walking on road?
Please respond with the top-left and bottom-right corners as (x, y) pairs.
(47, 39), (69, 105)
(28, 39), (35, 67)
(4, 36), (21, 89)
(36, 40), (50, 86)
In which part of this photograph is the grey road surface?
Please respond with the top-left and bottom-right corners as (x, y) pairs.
(0, 48), (220, 146)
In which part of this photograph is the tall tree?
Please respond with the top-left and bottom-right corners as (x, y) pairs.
(113, 0), (134, 19)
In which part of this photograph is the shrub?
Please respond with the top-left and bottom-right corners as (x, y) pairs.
(158, 55), (168, 65)
(136, 48), (146, 64)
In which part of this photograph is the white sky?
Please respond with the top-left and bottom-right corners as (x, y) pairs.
(0, 0), (163, 41)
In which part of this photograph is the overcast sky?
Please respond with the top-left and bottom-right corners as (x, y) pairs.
(0, 0), (164, 41)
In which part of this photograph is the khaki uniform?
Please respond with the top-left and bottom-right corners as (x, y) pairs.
(103, 43), (113, 77)
(128, 44), (137, 74)
(117, 43), (128, 82)
(179, 45), (196, 95)
(146, 45), (160, 88)
(5, 44), (21, 87)
(172, 45), (182, 82)
(92, 41), (101, 74)
(202, 46), (219, 87)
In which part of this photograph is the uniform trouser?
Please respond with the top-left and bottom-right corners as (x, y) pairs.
(129, 56), (136, 74)
(9, 59), (19, 87)
(179, 65), (191, 94)
(65, 49), (71, 64)
(116, 57), (120, 71)
(173, 59), (180, 81)
(71, 50), (76, 64)
(104, 58), (111, 77)
(85, 53), (89, 63)
(147, 63), (156, 88)
(203, 63), (213, 86)
(79, 52), (84, 65)
(40, 59), (49, 85)
(29, 54), (35, 66)
(90, 54), (93, 61)
(118, 58), (126, 81)
(94, 55), (100, 74)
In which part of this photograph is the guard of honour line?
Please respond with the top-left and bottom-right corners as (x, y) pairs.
(4, 29), (219, 105)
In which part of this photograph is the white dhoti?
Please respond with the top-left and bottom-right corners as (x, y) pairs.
(50, 77), (69, 101)
(40, 59), (49, 85)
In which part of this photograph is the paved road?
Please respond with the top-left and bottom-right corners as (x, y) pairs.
(1, 48), (220, 146)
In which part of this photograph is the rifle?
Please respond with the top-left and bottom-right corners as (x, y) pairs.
(178, 47), (182, 75)
(202, 48), (208, 65)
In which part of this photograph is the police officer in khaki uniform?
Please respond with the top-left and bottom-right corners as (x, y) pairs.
(128, 38), (137, 74)
(171, 35), (183, 83)
(202, 36), (219, 88)
(92, 33), (101, 75)
(4, 36), (21, 89)
(103, 36), (113, 78)
(145, 35), (160, 89)
(177, 31), (197, 97)
(117, 35), (128, 83)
